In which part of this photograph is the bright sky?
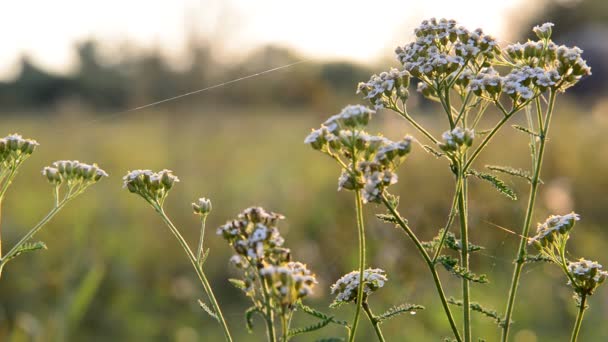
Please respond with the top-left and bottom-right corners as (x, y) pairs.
(0, 0), (527, 80)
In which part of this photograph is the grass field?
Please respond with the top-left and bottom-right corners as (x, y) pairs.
(1, 101), (607, 341)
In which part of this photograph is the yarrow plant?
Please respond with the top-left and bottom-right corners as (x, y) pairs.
(529, 213), (607, 341)
(217, 206), (343, 341)
(306, 18), (594, 342)
(0, 134), (107, 278)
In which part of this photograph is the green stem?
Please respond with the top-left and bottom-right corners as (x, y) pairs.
(362, 301), (385, 342)
(392, 104), (438, 144)
(570, 294), (587, 342)
(501, 91), (557, 342)
(0, 199), (68, 279)
(457, 170), (471, 342)
(281, 310), (289, 342)
(261, 279), (277, 342)
(381, 194), (462, 342)
(349, 189), (366, 342)
(196, 214), (208, 265)
(155, 207), (233, 342)
(464, 111), (514, 172)
(432, 179), (461, 263)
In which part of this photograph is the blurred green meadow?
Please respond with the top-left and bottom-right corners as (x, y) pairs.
(1, 98), (607, 341)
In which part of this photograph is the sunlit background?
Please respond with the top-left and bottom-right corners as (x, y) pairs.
(1, 0), (608, 341)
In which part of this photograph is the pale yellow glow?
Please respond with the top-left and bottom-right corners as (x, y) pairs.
(0, 0), (525, 79)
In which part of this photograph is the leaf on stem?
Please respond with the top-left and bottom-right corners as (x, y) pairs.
(486, 165), (539, 184)
(228, 278), (247, 291)
(447, 297), (510, 327)
(198, 299), (218, 321)
(288, 317), (333, 337)
(298, 302), (349, 327)
(468, 169), (517, 200)
(6, 241), (47, 261)
(422, 145), (444, 158)
(423, 229), (483, 254)
(512, 125), (539, 137)
(436, 255), (489, 283)
(244, 306), (263, 333)
(376, 303), (425, 323)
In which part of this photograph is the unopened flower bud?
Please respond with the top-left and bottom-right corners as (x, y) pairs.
(193, 197), (212, 215)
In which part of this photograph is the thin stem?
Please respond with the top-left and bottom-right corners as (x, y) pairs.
(570, 294), (587, 342)
(391, 104), (439, 144)
(362, 301), (385, 342)
(155, 206), (233, 342)
(196, 214), (208, 265)
(501, 91), (557, 342)
(432, 179), (461, 263)
(349, 189), (366, 342)
(381, 194), (462, 342)
(464, 110), (514, 171)
(261, 279), (277, 342)
(281, 310), (289, 342)
(457, 168), (471, 342)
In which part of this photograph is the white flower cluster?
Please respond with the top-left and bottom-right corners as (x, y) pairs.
(192, 197), (212, 215)
(122, 169), (179, 202)
(306, 105), (413, 202)
(438, 127), (474, 153)
(357, 68), (411, 109)
(330, 268), (388, 306)
(43, 160), (108, 185)
(260, 261), (318, 305)
(0, 133), (39, 165)
(217, 207), (286, 262)
(567, 258), (608, 295)
(395, 18), (499, 80)
(505, 26), (590, 90)
(529, 212), (580, 247)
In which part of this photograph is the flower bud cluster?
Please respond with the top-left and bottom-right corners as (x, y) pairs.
(217, 207), (286, 262)
(0, 134), (39, 167)
(330, 268), (387, 307)
(505, 24), (590, 91)
(357, 68), (411, 109)
(42, 160), (108, 185)
(192, 197), (212, 216)
(260, 261), (318, 306)
(305, 105), (413, 203)
(529, 212), (580, 248)
(438, 127), (474, 153)
(219, 207), (317, 311)
(123, 169), (179, 204)
(567, 258), (608, 295)
(395, 18), (499, 81)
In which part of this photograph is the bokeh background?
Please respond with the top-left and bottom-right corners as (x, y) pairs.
(1, 0), (608, 341)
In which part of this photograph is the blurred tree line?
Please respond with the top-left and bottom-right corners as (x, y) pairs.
(0, 39), (375, 113)
(0, 0), (606, 114)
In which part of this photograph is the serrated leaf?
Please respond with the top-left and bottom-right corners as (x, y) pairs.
(288, 317), (333, 337)
(486, 165), (539, 183)
(426, 229), (484, 253)
(512, 125), (539, 137)
(437, 255), (489, 283)
(468, 170), (517, 200)
(523, 254), (553, 263)
(448, 298), (510, 326)
(422, 145), (444, 158)
(476, 129), (492, 136)
(229, 278), (247, 291)
(245, 306), (263, 333)
(198, 300), (218, 321)
(376, 303), (425, 322)
(9, 241), (47, 260)
(298, 302), (349, 327)
(376, 213), (399, 224)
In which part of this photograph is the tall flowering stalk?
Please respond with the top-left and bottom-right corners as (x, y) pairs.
(123, 169), (233, 341)
(0, 133), (107, 278)
(308, 18), (591, 341)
